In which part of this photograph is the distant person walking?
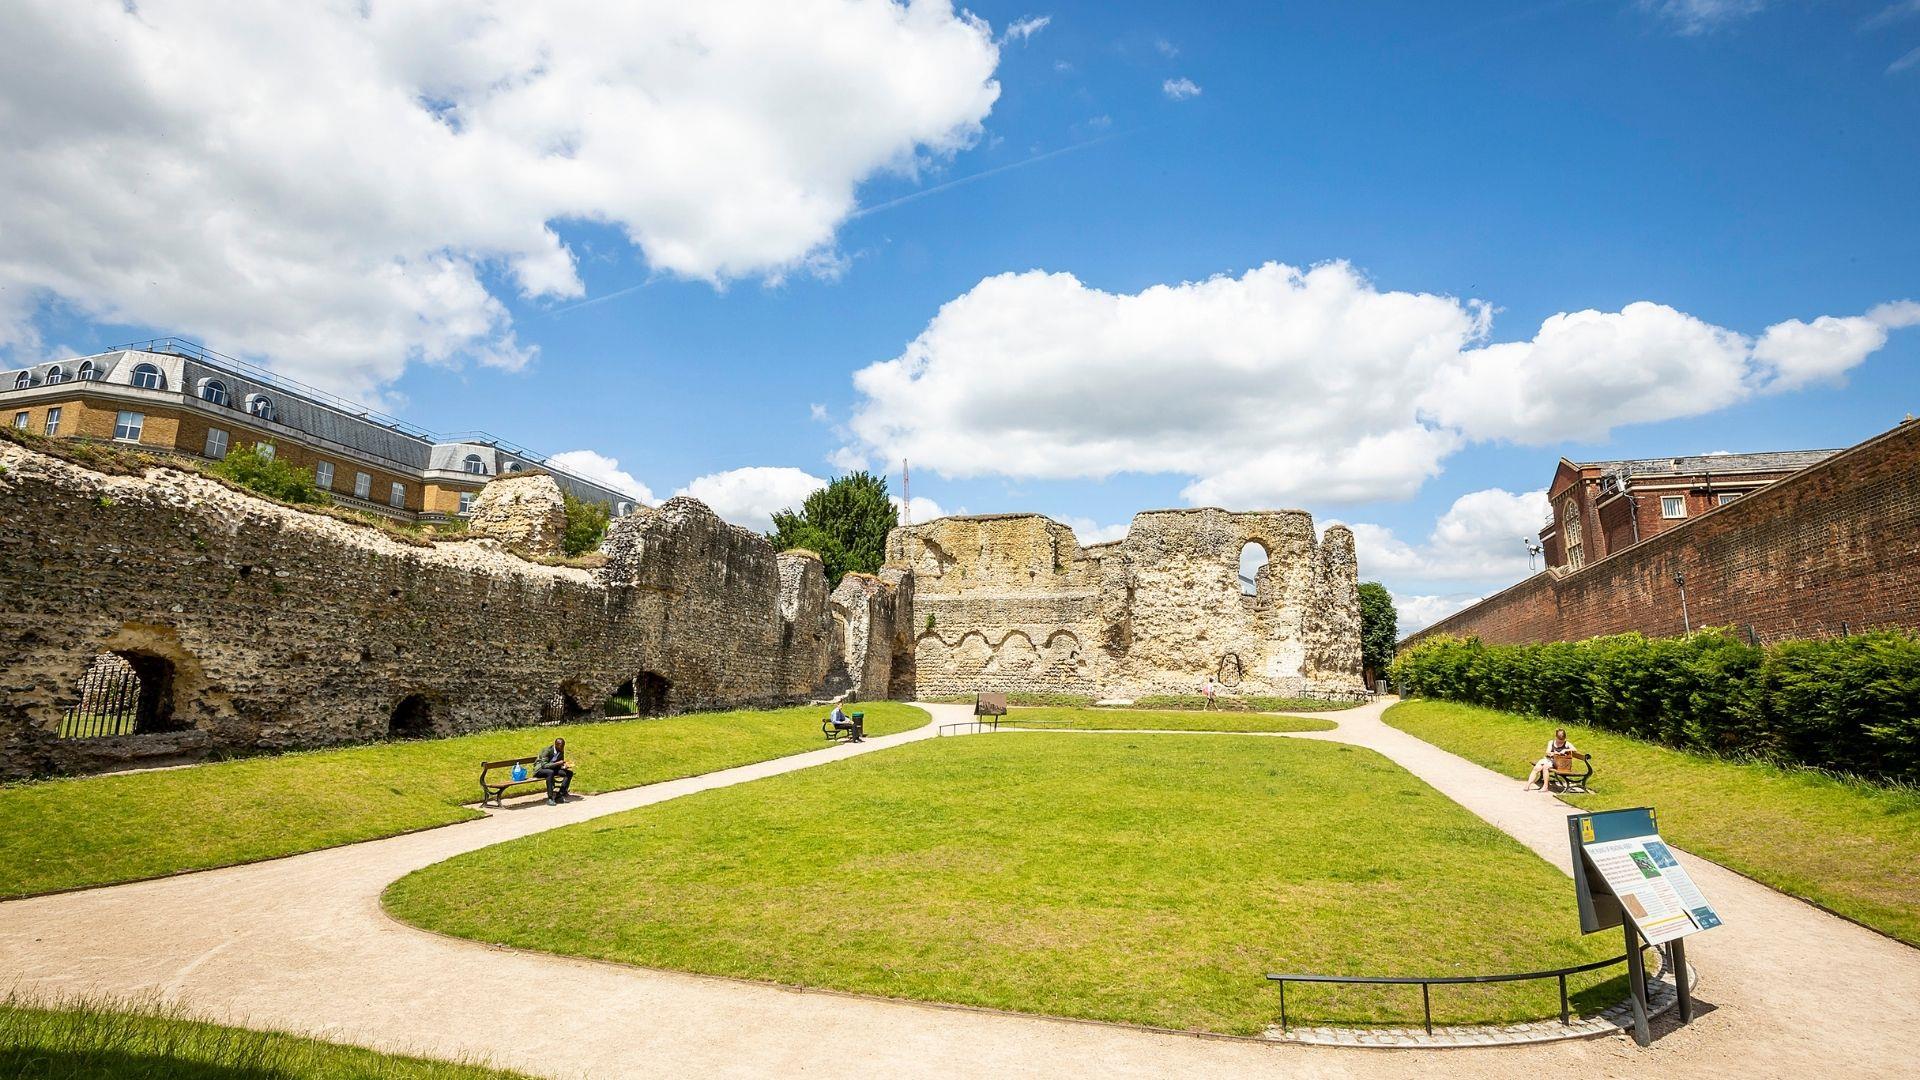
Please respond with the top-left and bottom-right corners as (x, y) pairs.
(536, 736), (574, 804)
(1202, 675), (1217, 710)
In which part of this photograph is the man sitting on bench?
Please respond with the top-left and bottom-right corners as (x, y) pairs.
(829, 703), (864, 743)
(535, 736), (574, 805)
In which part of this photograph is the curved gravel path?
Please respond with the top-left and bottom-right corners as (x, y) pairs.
(1, 700), (1915, 1078)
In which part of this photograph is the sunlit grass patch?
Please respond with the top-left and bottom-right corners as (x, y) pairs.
(0, 702), (928, 899)
(387, 733), (1621, 1034)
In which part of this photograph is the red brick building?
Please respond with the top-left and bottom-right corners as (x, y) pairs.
(1540, 449), (1838, 571)
(1405, 419), (1920, 648)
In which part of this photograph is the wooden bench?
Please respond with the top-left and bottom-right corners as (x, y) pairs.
(479, 757), (544, 807)
(823, 711), (865, 742)
(1548, 752), (1594, 794)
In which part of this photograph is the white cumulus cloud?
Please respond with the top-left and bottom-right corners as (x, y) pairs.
(1392, 592), (1490, 636)
(0, 0), (1003, 394)
(1345, 489), (1548, 584)
(843, 261), (1913, 507)
(677, 466), (828, 533)
(546, 450), (656, 502)
(1162, 76), (1203, 100)
(893, 495), (948, 523)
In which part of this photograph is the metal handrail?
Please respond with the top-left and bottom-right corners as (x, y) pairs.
(937, 718), (1001, 736)
(1266, 951), (1633, 1034)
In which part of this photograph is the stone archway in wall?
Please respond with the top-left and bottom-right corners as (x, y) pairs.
(388, 694), (435, 738)
(57, 650), (183, 739)
(985, 631), (1039, 676)
(1041, 630), (1086, 679)
(633, 671), (671, 716)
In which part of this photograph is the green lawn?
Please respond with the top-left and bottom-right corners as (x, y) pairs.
(0, 703), (927, 899)
(1384, 700), (1920, 947)
(386, 734), (1622, 1034)
(0, 998), (527, 1079)
(1126, 694), (1362, 713)
(1001, 706), (1336, 733)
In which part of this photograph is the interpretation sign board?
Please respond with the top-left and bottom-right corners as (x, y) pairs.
(1568, 807), (1723, 944)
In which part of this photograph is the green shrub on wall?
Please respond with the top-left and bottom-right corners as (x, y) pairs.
(1390, 629), (1920, 785)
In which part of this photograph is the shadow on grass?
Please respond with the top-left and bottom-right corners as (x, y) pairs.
(0, 1047), (274, 1080)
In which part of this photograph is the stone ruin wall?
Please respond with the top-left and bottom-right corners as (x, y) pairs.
(887, 509), (1363, 700)
(0, 441), (882, 780)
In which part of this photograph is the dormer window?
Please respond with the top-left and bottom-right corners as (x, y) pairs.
(245, 394), (276, 422)
(12, 372), (28, 390)
(78, 360), (95, 381)
(462, 453), (487, 475)
(44, 366), (65, 385)
(199, 379), (230, 406)
(130, 363), (164, 390)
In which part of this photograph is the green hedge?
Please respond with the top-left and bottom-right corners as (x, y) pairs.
(1390, 629), (1920, 785)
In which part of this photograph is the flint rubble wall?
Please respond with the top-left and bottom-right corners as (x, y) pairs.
(0, 443), (836, 779)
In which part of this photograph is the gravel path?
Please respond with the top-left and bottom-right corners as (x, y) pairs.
(1, 699), (1915, 1078)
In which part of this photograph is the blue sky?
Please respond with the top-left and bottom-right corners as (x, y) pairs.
(4, 1), (1917, 629)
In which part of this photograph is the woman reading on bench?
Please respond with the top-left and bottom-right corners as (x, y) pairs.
(1525, 729), (1583, 791)
(829, 703), (863, 743)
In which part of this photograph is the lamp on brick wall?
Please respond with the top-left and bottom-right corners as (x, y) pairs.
(1675, 570), (1692, 635)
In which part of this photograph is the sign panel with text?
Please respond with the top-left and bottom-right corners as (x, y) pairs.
(1568, 807), (1722, 944)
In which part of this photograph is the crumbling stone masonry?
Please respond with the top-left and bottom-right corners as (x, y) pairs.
(0, 442), (859, 779)
(465, 471), (570, 558)
(886, 509), (1364, 700)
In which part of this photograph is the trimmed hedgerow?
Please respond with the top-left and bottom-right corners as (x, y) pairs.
(1390, 629), (1920, 785)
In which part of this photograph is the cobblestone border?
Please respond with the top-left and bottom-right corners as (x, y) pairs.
(1263, 958), (1697, 1048)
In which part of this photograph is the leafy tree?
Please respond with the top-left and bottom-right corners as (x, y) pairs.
(768, 470), (898, 586)
(1358, 581), (1398, 679)
(561, 494), (611, 556)
(207, 443), (328, 505)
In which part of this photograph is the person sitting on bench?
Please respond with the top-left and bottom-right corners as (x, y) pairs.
(829, 703), (864, 743)
(1525, 729), (1584, 791)
(535, 737), (574, 804)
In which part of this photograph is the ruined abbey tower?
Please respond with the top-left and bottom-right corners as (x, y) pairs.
(887, 509), (1363, 701)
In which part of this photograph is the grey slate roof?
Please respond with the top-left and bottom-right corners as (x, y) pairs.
(1578, 449), (1840, 482)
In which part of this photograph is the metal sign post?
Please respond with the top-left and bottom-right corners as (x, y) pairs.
(1568, 807), (1720, 1046)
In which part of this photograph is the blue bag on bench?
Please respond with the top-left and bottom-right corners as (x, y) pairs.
(511, 763), (528, 782)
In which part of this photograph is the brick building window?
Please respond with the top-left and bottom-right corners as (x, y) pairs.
(204, 428), (229, 459)
(458, 491), (475, 515)
(1561, 499), (1584, 570)
(257, 443), (275, 462)
(1661, 495), (1686, 519)
(1716, 492), (1739, 506)
(130, 363), (164, 390)
(389, 481), (406, 508)
(44, 407), (61, 435)
(113, 410), (144, 442)
(354, 471), (372, 499)
(11, 411), (26, 430)
(315, 461), (334, 490)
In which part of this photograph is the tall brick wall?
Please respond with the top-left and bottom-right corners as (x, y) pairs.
(1405, 420), (1920, 648)
(0, 443), (841, 779)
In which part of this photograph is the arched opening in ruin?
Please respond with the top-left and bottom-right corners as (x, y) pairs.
(388, 694), (435, 739)
(605, 677), (637, 717)
(59, 650), (181, 739)
(1239, 541), (1270, 597)
(548, 680), (594, 723)
(633, 672), (671, 716)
